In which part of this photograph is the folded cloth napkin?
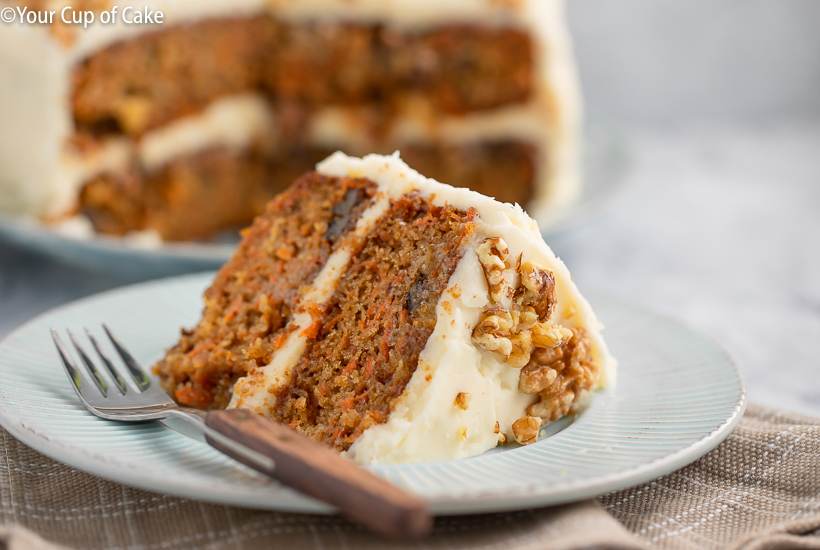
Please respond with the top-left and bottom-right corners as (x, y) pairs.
(0, 404), (817, 550)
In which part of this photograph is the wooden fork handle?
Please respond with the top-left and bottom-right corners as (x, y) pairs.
(204, 408), (432, 539)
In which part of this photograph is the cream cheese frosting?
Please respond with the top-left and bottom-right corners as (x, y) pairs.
(230, 152), (614, 464)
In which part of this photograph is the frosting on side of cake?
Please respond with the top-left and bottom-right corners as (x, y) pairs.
(0, 0), (580, 229)
(230, 152), (613, 464)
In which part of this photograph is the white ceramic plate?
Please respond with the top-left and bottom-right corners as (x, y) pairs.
(0, 128), (630, 281)
(0, 273), (745, 515)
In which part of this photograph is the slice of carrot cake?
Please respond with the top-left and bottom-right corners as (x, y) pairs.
(153, 152), (614, 464)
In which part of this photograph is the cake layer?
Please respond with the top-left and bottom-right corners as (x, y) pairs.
(72, 15), (533, 138)
(79, 143), (337, 241)
(270, 194), (476, 451)
(78, 140), (535, 240)
(78, 148), (293, 241)
(153, 172), (378, 407)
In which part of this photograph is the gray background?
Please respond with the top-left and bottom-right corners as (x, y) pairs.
(1, 1), (819, 416)
(570, 0), (820, 125)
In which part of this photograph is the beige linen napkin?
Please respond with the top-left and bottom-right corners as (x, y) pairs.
(1, 404), (818, 550)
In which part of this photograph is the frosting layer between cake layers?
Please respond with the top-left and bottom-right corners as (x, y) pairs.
(230, 152), (614, 464)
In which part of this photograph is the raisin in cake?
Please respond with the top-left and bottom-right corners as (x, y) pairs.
(152, 152), (614, 464)
(0, 0), (581, 241)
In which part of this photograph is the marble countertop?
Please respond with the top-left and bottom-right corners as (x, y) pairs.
(1, 123), (818, 417)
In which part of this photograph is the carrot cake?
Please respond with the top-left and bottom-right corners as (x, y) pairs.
(152, 152), (614, 464)
(0, 0), (581, 242)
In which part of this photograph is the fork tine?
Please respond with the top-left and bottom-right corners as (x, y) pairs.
(102, 324), (151, 391)
(85, 328), (127, 395)
(50, 329), (90, 398)
(67, 329), (109, 397)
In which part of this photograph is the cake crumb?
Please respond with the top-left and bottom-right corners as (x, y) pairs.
(454, 392), (471, 410)
(457, 426), (467, 441)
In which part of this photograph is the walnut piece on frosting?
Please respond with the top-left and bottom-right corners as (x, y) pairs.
(507, 330), (533, 368)
(528, 389), (575, 421)
(513, 306), (538, 332)
(531, 322), (573, 349)
(518, 362), (558, 394)
(476, 237), (511, 303)
(512, 416), (541, 445)
(526, 329), (600, 423)
(515, 260), (556, 320)
(472, 307), (514, 356)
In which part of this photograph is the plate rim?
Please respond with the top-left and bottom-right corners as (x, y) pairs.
(0, 213), (236, 262)
(0, 272), (746, 515)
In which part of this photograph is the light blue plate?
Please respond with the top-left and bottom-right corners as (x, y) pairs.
(0, 273), (745, 515)
(0, 215), (233, 281)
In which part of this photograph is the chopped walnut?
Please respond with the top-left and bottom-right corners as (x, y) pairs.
(477, 306), (514, 332)
(498, 432), (508, 445)
(530, 346), (564, 369)
(494, 421), (500, 434)
(518, 363), (558, 394)
(470, 248), (600, 429)
(531, 322), (573, 349)
(537, 371), (575, 398)
(476, 238), (510, 303)
(507, 330), (533, 368)
(512, 416), (541, 445)
(515, 260), (556, 320)
(513, 306), (538, 332)
(528, 389), (575, 421)
(471, 307), (514, 356)
(525, 329), (600, 423)
(454, 392), (471, 410)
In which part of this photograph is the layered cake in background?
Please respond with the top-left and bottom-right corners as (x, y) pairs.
(153, 152), (614, 464)
(0, 0), (582, 242)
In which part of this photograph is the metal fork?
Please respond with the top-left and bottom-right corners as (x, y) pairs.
(51, 326), (430, 538)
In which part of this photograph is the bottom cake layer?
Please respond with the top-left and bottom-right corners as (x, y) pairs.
(78, 141), (536, 241)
